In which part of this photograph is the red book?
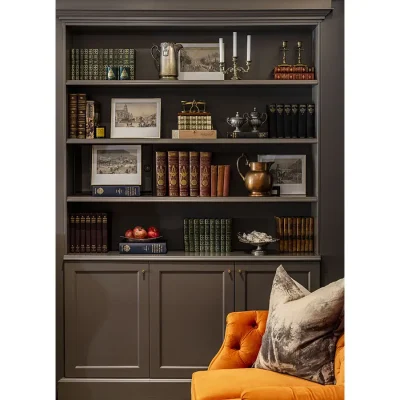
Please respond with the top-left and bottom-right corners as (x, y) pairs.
(156, 151), (167, 196)
(168, 151), (179, 197)
(210, 165), (217, 197)
(217, 165), (225, 197)
(199, 152), (212, 197)
(96, 213), (102, 253)
(274, 72), (315, 80)
(223, 165), (231, 197)
(178, 151), (189, 197)
(189, 152), (200, 197)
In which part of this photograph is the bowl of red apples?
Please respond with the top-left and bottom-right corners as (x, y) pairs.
(121, 226), (162, 242)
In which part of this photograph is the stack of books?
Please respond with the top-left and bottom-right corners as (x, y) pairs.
(274, 216), (314, 253)
(69, 213), (109, 253)
(183, 218), (232, 253)
(273, 65), (315, 80)
(68, 93), (100, 139)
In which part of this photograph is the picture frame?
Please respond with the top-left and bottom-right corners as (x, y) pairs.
(178, 43), (224, 80)
(111, 98), (161, 139)
(257, 154), (306, 195)
(91, 145), (142, 185)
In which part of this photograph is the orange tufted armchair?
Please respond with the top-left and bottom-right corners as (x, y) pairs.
(191, 311), (345, 400)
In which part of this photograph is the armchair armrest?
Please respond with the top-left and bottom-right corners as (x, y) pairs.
(241, 385), (344, 400)
(208, 310), (268, 370)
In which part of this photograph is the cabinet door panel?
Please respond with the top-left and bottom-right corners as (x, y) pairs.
(64, 262), (149, 378)
(149, 262), (234, 378)
(235, 261), (320, 311)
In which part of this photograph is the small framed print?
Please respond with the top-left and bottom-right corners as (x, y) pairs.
(111, 98), (161, 139)
(257, 154), (306, 195)
(178, 43), (224, 80)
(91, 145), (142, 185)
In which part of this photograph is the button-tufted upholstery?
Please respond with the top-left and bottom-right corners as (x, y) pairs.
(192, 310), (344, 400)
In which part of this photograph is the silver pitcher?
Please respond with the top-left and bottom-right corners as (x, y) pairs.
(151, 42), (183, 80)
(243, 107), (267, 133)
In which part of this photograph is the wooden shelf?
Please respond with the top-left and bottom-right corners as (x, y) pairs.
(64, 250), (321, 262)
(66, 79), (318, 87)
(67, 138), (318, 145)
(67, 195), (317, 203)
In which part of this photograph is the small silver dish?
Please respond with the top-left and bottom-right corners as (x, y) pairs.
(237, 232), (279, 256)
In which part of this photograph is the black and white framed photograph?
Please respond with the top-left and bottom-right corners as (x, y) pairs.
(178, 43), (224, 80)
(111, 98), (161, 138)
(91, 145), (142, 185)
(257, 155), (306, 195)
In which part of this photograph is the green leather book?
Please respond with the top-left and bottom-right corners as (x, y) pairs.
(220, 218), (226, 253)
(194, 219), (200, 252)
(205, 218), (210, 252)
(184, 218), (189, 252)
(200, 219), (205, 252)
(189, 219), (194, 252)
(210, 219), (215, 252)
(215, 219), (221, 252)
(225, 218), (232, 253)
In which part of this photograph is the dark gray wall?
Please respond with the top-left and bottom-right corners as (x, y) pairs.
(320, 0), (344, 284)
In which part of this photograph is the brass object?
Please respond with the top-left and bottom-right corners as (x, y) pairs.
(151, 42), (183, 80)
(243, 107), (267, 133)
(227, 112), (247, 136)
(236, 153), (274, 197)
(296, 41), (305, 66)
(219, 57), (251, 80)
(278, 40), (289, 66)
(181, 100), (207, 113)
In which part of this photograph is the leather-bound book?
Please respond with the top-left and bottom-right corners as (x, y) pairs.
(200, 152), (212, 197)
(292, 218), (297, 252)
(275, 216), (283, 252)
(267, 104), (277, 138)
(296, 217), (301, 252)
(68, 94), (78, 138)
(75, 214), (80, 253)
(189, 219), (194, 252)
(80, 214), (86, 253)
(210, 219), (215, 252)
(283, 217), (288, 252)
(77, 94), (87, 139)
(178, 151), (189, 197)
(291, 104), (299, 138)
(307, 104), (315, 138)
(200, 219), (205, 252)
(300, 218), (306, 252)
(283, 104), (292, 138)
(309, 217), (314, 253)
(287, 217), (293, 252)
(167, 151), (179, 196)
(305, 217), (310, 252)
(194, 219), (200, 252)
(156, 151), (167, 196)
(223, 165), (231, 196)
(276, 104), (284, 138)
(102, 213), (108, 253)
(85, 214), (91, 253)
(220, 219), (226, 253)
(69, 214), (75, 253)
(91, 214), (97, 253)
(217, 165), (225, 197)
(225, 218), (232, 253)
(215, 219), (221, 252)
(183, 218), (189, 252)
(211, 165), (218, 197)
(298, 104), (307, 138)
(205, 219), (210, 252)
(189, 151), (200, 197)
(96, 213), (102, 253)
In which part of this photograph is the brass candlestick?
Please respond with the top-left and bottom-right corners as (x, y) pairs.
(279, 40), (289, 65)
(296, 41), (306, 66)
(220, 57), (251, 80)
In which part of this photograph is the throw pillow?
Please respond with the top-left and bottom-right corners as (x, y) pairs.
(253, 265), (344, 385)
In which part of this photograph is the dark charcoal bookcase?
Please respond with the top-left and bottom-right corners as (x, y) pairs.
(56, 1), (343, 399)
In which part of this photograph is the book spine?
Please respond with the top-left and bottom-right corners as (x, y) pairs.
(296, 217), (301, 252)
(210, 219), (215, 252)
(98, 48), (104, 80)
(189, 219), (194, 252)
(77, 93), (86, 139)
(85, 100), (95, 139)
(184, 218), (189, 252)
(223, 165), (231, 196)
(276, 104), (284, 138)
(210, 165), (218, 197)
(91, 214), (97, 253)
(275, 216), (282, 252)
(79, 49), (83, 79)
(200, 152), (212, 197)
(205, 218), (210, 252)
(75, 213), (80, 253)
(194, 219), (200, 252)
(85, 214), (91, 253)
(225, 218), (232, 253)
(75, 49), (80, 80)
(119, 242), (167, 254)
(283, 104), (292, 138)
(215, 219), (221, 252)
(292, 217), (297, 252)
(88, 48), (94, 80)
(309, 217), (314, 253)
(102, 213), (108, 253)
(287, 217), (292, 253)
(129, 48), (136, 80)
(68, 94), (77, 139)
(298, 104), (307, 138)
(305, 217), (310, 252)
(273, 72), (315, 80)
(178, 151), (189, 197)
(283, 217), (288, 252)
(69, 214), (75, 253)
(189, 151), (200, 197)
(155, 151), (167, 196)
(96, 213), (102, 253)
(92, 185), (141, 197)
(217, 165), (225, 197)
(83, 49), (89, 80)
(267, 104), (277, 138)
(108, 48), (114, 67)
(300, 218), (306, 252)
(291, 104), (299, 138)
(307, 104), (315, 138)
(199, 219), (205, 252)
(220, 219), (226, 253)
(167, 151), (179, 196)
(71, 49), (75, 80)
(80, 214), (86, 253)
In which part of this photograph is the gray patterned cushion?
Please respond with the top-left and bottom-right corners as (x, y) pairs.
(253, 265), (344, 385)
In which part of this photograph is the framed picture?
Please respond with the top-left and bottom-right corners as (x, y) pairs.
(91, 145), (142, 185)
(178, 43), (224, 80)
(257, 155), (306, 195)
(111, 98), (161, 139)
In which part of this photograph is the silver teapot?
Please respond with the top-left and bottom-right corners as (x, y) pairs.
(243, 107), (267, 133)
(151, 42), (183, 80)
(227, 112), (247, 136)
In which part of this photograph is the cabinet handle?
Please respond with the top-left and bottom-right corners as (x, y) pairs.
(142, 269), (146, 278)
(238, 269), (242, 274)
(227, 269), (232, 275)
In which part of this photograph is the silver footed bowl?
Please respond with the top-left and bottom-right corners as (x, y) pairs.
(237, 232), (279, 256)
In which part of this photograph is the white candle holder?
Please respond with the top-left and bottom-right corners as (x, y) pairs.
(219, 57), (251, 80)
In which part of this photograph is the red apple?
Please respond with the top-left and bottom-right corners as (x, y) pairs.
(133, 226), (147, 239)
(147, 226), (160, 238)
(125, 229), (133, 238)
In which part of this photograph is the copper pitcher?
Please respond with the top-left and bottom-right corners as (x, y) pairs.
(236, 153), (274, 197)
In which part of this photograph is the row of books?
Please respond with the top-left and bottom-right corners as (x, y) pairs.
(70, 48), (136, 80)
(156, 151), (231, 197)
(69, 93), (100, 139)
(69, 213), (109, 253)
(267, 104), (315, 139)
(275, 216), (314, 253)
(184, 218), (232, 253)
(273, 65), (315, 80)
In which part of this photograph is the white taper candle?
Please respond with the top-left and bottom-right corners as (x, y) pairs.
(247, 35), (251, 61)
(233, 32), (237, 57)
(219, 38), (224, 63)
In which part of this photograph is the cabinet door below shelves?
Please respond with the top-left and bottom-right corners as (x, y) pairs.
(149, 262), (234, 378)
(64, 262), (149, 378)
(234, 261), (320, 311)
